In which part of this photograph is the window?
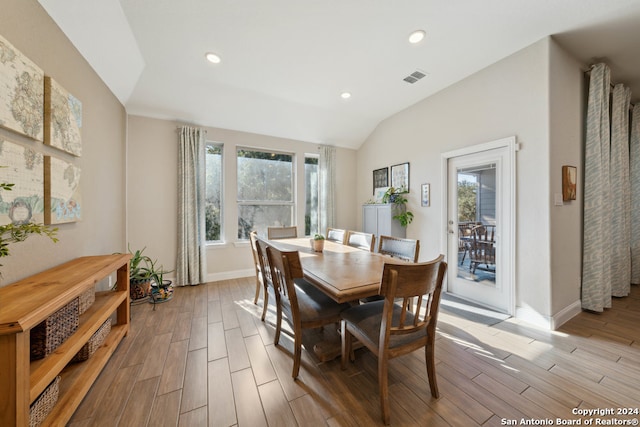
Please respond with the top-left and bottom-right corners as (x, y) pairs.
(237, 148), (294, 239)
(305, 155), (319, 236)
(205, 143), (223, 242)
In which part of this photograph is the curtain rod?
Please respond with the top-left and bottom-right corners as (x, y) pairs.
(584, 67), (636, 109)
(175, 126), (207, 133)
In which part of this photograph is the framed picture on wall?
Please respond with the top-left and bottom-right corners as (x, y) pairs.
(391, 162), (410, 191)
(562, 165), (577, 201)
(373, 167), (389, 195)
(421, 183), (430, 207)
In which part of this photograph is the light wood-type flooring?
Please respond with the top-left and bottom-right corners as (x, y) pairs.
(69, 278), (640, 426)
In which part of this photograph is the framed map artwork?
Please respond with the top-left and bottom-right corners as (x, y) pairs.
(44, 155), (82, 224)
(0, 34), (44, 141)
(45, 77), (83, 157)
(0, 140), (45, 225)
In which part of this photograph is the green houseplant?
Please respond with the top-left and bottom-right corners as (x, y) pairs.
(382, 186), (414, 227)
(0, 178), (58, 271)
(127, 245), (173, 304)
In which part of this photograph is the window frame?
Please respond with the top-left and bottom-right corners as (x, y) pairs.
(236, 146), (296, 240)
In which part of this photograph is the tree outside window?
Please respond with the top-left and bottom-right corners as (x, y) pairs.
(237, 149), (294, 239)
(205, 143), (223, 242)
(305, 156), (319, 236)
(457, 178), (477, 223)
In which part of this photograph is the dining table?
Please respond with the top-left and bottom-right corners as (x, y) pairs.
(267, 237), (406, 304)
(267, 237), (409, 361)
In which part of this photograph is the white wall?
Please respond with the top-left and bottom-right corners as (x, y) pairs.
(548, 38), (585, 322)
(1, 0), (127, 286)
(127, 115), (357, 281)
(357, 38), (554, 323)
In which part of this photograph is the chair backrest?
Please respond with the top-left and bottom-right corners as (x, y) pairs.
(326, 228), (346, 244)
(470, 225), (496, 264)
(255, 237), (278, 293)
(379, 255), (447, 337)
(473, 224), (495, 242)
(267, 226), (298, 240)
(345, 231), (376, 252)
(249, 231), (261, 274)
(378, 235), (420, 262)
(265, 245), (304, 324)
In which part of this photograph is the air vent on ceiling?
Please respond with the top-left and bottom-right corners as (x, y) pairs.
(403, 69), (428, 84)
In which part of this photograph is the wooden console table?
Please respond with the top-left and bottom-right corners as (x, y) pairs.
(0, 254), (131, 426)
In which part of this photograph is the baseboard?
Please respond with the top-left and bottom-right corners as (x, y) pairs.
(550, 299), (582, 329)
(515, 299), (582, 330)
(206, 269), (254, 283)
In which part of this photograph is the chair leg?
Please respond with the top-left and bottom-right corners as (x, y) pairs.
(260, 284), (269, 322)
(292, 334), (302, 379)
(274, 300), (282, 346)
(378, 355), (391, 425)
(253, 277), (261, 304)
(425, 341), (439, 398)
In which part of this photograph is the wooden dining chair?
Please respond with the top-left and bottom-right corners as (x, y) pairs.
(378, 235), (420, 262)
(254, 237), (275, 322)
(341, 255), (447, 425)
(326, 227), (346, 244)
(266, 244), (350, 378)
(345, 230), (376, 252)
(267, 225), (297, 239)
(362, 236), (420, 306)
(249, 231), (263, 304)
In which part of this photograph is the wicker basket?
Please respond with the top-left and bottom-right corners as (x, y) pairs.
(71, 319), (111, 362)
(29, 376), (60, 427)
(30, 298), (79, 361)
(78, 288), (95, 315)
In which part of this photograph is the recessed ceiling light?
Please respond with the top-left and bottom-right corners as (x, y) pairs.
(408, 30), (426, 44)
(205, 52), (221, 64)
(340, 92), (352, 99)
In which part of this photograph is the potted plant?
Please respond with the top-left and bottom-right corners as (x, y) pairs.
(382, 186), (414, 227)
(127, 246), (173, 304)
(311, 233), (325, 252)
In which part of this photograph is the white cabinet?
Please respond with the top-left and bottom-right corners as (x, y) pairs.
(362, 204), (406, 242)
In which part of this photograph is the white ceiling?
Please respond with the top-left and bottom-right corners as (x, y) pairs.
(39, 0), (640, 149)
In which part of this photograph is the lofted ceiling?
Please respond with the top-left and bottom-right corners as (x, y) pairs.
(38, 0), (640, 149)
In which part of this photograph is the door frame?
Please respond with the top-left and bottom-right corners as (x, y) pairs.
(440, 136), (517, 315)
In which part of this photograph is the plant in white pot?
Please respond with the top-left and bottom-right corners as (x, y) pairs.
(311, 233), (325, 252)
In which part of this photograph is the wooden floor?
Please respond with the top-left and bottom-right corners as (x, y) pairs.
(69, 279), (640, 427)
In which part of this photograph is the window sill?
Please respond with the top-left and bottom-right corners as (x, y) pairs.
(204, 241), (251, 250)
(206, 242), (230, 250)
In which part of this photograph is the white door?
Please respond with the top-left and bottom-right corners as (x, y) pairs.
(443, 138), (515, 314)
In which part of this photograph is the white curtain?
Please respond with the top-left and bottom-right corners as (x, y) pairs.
(610, 84), (631, 297)
(582, 64), (634, 311)
(318, 145), (336, 235)
(582, 63), (612, 312)
(176, 126), (207, 286)
(631, 105), (640, 284)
